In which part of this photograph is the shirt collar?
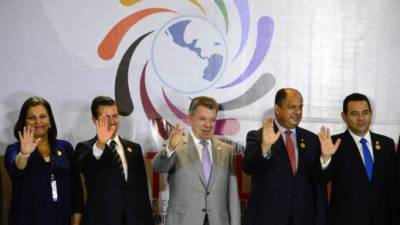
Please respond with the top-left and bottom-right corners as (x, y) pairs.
(275, 120), (297, 136)
(106, 133), (121, 147)
(190, 131), (211, 146)
(348, 129), (371, 144)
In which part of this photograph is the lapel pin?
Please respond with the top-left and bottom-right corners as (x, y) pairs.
(57, 150), (62, 156)
(300, 139), (306, 149)
(127, 147), (133, 153)
(375, 141), (381, 150)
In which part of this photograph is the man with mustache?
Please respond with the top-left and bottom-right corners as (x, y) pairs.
(152, 96), (240, 225)
(319, 93), (396, 225)
(243, 88), (327, 225)
(75, 96), (154, 225)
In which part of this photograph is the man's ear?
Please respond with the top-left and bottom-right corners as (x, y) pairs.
(274, 104), (279, 115)
(188, 114), (193, 124)
(341, 112), (346, 123)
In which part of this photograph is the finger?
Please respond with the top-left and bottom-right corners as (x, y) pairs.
(18, 131), (23, 142)
(320, 126), (326, 137)
(262, 118), (267, 126)
(276, 128), (283, 137)
(34, 137), (42, 146)
(326, 127), (331, 138)
(169, 124), (179, 137)
(319, 126), (324, 136)
(170, 124), (179, 135)
(334, 138), (341, 149)
(100, 117), (107, 128)
(23, 126), (28, 139)
(27, 126), (34, 140)
(174, 123), (183, 134)
(267, 117), (273, 125)
(320, 126), (329, 139)
(110, 124), (117, 133)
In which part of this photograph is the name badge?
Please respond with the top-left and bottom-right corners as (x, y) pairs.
(51, 174), (58, 202)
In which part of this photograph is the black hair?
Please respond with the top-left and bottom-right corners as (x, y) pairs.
(343, 93), (371, 114)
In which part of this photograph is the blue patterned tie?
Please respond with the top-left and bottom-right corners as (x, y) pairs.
(360, 138), (373, 181)
(200, 141), (212, 184)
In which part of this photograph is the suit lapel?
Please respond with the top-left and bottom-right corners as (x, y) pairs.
(187, 136), (208, 187)
(370, 132), (381, 183)
(119, 138), (132, 182)
(295, 128), (305, 176)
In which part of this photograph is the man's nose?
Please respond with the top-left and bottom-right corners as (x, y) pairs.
(294, 107), (302, 114)
(205, 120), (213, 127)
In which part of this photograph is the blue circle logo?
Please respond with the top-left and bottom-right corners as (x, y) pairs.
(151, 16), (227, 94)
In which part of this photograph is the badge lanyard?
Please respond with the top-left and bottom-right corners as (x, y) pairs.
(50, 156), (58, 203)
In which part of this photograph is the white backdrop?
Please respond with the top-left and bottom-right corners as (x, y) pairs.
(1, 0), (400, 154)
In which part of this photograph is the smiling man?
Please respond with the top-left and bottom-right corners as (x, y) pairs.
(152, 96), (240, 225)
(243, 88), (327, 225)
(75, 96), (154, 225)
(319, 93), (396, 225)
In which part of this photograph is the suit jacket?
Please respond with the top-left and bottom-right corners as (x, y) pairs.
(151, 134), (241, 225)
(324, 130), (396, 225)
(243, 126), (327, 225)
(396, 136), (400, 225)
(75, 137), (154, 225)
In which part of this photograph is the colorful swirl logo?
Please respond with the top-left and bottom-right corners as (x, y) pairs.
(98, 0), (275, 140)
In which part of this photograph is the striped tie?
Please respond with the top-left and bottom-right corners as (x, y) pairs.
(109, 140), (124, 176)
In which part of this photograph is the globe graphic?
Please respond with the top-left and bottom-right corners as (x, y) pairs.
(151, 16), (227, 94)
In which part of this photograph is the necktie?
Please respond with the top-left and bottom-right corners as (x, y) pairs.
(200, 141), (212, 183)
(360, 138), (373, 181)
(284, 130), (297, 175)
(109, 140), (124, 177)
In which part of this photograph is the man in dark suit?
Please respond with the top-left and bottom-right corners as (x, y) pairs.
(319, 93), (396, 225)
(243, 88), (327, 225)
(75, 96), (154, 225)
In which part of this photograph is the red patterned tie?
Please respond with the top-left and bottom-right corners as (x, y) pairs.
(285, 130), (296, 175)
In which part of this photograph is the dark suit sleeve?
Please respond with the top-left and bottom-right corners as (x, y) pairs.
(242, 129), (271, 176)
(387, 138), (396, 225)
(75, 140), (115, 177)
(395, 139), (400, 225)
(4, 143), (27, 178)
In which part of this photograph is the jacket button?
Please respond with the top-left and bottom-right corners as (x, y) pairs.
(202, 208), (206, 212)
(206, 192), (210, 195)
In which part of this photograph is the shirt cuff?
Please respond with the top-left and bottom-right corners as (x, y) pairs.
(320, 156), (332, 169)
(92, 142), (105, 159)
(262, 150), (272, 159)
(18, 152), (31, 158)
